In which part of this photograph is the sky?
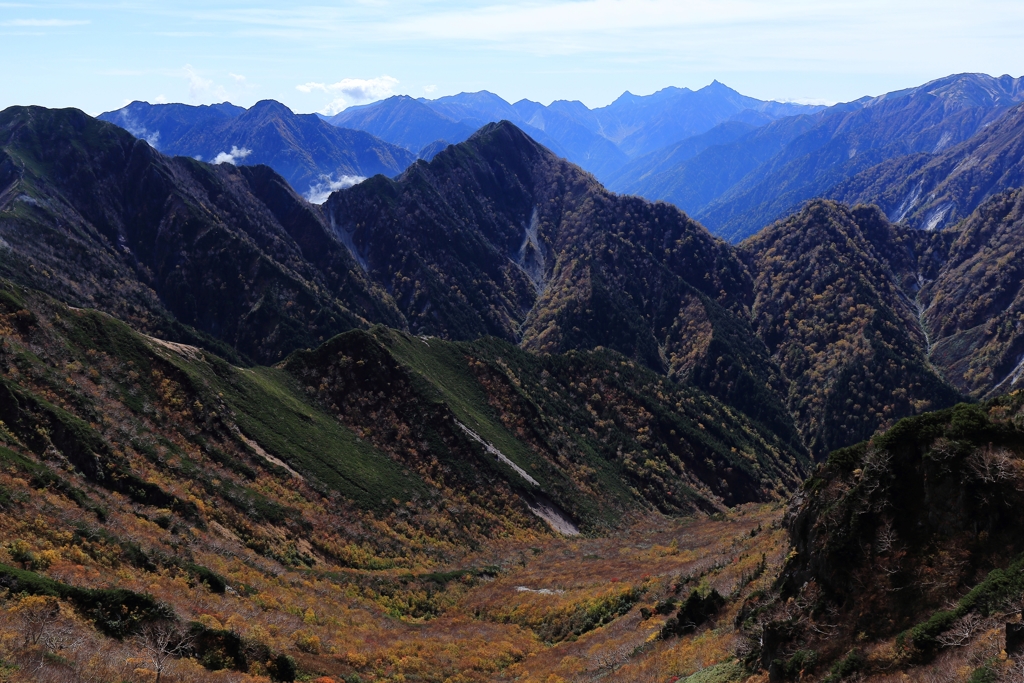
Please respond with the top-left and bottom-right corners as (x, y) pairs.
(2, 0), (1024, 116)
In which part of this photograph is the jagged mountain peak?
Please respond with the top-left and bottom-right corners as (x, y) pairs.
(609, 90), (641, 105)
(429, 90), (507, 106)
(464, 119), (549, 152)
(925, 71), (1024, 104)
(244, 98), (297, 116)
(869, 71), (1024, 109)
(703, 79), (734, 92)
(327, 94), (476, 153)
(321, 121), (804, 452)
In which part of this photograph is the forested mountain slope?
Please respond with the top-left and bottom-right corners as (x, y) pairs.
(0, 277), (807, 680)
(1, 105), (995, 461)
(324, 120), (801, 447)
(0, 280), (805, 542)
(0, 105), (403, 364)
(1, 108), (803, 451)
(3, 93), (1024, 683)
(740, 201), (960, 456)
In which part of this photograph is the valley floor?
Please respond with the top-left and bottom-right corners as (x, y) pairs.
(0, 496), (785, 683)
(4, 475), (1022, 683)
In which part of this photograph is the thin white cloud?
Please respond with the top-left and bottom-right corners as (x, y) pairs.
(109, 109), (161, 149)
(99, 69), (149, 77)
(184, 64), (228, 103)
(347, 0), (1024, 71)
(156, 31), (216, 37)
(423, 84), (437, 94)
(2, 18), (89, 27)
(296, 75), (398, 115)
(780, 97), (835, 106)
(4, 0), (1024, 113)
(185, 64), (212, 100)
(384, 0), (824, 41)
(229, 73), (246, 82)
(305, 174), (366, 204)
(213, 146), (252, 165)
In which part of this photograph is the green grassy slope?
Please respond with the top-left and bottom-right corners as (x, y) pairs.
(0, 277), (808, 552)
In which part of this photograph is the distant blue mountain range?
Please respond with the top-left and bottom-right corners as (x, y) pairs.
(99, 100), (415, 202)
(324, 81), (821, 180)
(102, 81), (821, 202)
(100, 74), (1024, 241)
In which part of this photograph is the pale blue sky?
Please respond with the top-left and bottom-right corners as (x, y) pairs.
(2, 0), (1023, 115)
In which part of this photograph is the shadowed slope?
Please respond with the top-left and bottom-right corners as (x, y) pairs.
(324, 121), (802, 449)
(918, 188), (1024, 396)
(0, 105), (404, 363)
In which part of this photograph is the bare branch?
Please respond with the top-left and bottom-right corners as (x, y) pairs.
(936, 613), (982, 647)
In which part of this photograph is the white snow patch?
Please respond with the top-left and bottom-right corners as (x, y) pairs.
(516, 586), (565, 595)
(953, 154), (981, 173)
(924, 203), (952, 231)
(457, 421), (539, 486)
(237, 432), (305, 480)
(514, 207), (549, 293)
(328, 210), (369, 272)
(932, 131), (953, 153)
(892, 180), (924, 223)
(994, 353), (1024, 393)
(526, 497), (580, 536)
(305, 174), (367, 204)
(455, 421), (579, 535)
(145, 335), (205, 362)
(1013, 360), (1024, 387)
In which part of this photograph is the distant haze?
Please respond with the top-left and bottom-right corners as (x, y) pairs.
(2, 0), (1023, 115)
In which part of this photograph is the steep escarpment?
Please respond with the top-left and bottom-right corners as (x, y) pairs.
(745, 394), (1024, 681)
(914, 188), (1024, 396)
(832, 101), (1024, 232)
